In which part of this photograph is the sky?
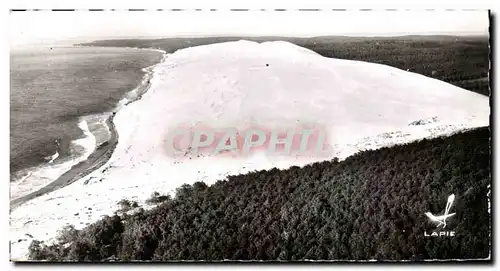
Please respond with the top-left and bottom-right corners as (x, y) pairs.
(9, 10), (489, 47)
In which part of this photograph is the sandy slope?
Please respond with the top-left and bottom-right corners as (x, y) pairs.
(9, 41), (489, 260)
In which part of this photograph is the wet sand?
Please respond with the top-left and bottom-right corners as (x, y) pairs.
(10, 116), (119, 210)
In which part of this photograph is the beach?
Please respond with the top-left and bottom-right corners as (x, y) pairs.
(10, 117), (117, 210)
(10, 48), (168, 210)
(9, 41), (490, 260)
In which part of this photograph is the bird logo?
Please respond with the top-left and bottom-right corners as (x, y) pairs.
(425, 194), (456, 229)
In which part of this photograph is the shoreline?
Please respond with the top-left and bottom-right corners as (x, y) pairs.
(8, 41), (490, 261)
(10, 47), (168, 211)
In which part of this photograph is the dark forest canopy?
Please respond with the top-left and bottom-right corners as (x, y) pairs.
(79, 35), (490, 96)
(29, 127), (491, 261)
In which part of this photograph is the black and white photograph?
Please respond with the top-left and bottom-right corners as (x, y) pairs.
(8, 8), (491, 262)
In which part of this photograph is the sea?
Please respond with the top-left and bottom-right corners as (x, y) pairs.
(10, 45), (163, 198)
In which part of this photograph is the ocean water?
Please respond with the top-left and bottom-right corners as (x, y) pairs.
(10, 46), (163, 188)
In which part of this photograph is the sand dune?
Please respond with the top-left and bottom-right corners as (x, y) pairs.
(10, 41), (489, 260)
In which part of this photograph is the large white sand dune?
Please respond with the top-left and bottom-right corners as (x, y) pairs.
(10, 40), (489, 260)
